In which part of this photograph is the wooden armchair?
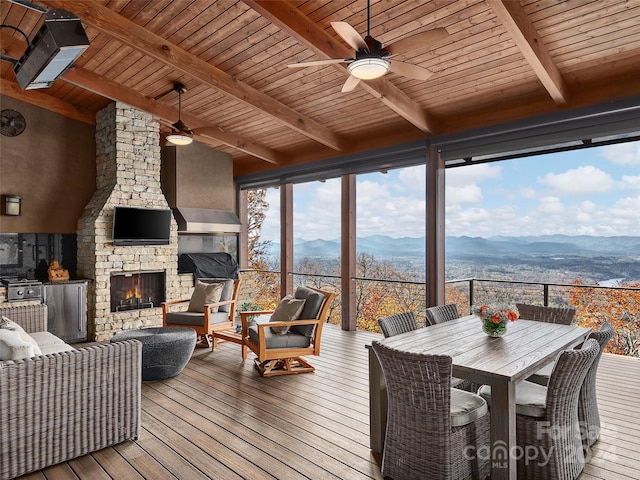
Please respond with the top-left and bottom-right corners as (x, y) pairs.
(162, 278), (241, 348)
(242, 286), (335, 376)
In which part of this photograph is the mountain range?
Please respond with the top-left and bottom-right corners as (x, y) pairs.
(267, 235), (640, 259)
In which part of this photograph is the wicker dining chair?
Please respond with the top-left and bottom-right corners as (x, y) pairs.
(527, 322), (613, 388)
(579, 322), (614, 448)
(425, 303), (459, 326)
(377, 311), (418, 338)
(515, 303), (576, 324)
(479, 339), (600, 480)
(378, 312), (466, 390)
(372, 341), (491, 480)
(423, 305), (481, 393)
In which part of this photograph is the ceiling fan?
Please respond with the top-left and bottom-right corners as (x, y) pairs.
(155, 82), (193, 145)
(287, 0), (449, 92)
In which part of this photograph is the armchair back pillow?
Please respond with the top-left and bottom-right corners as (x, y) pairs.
(188, 280), (225, 313)
(270, 296), (306, 334)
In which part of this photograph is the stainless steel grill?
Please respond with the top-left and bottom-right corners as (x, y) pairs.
(0, 277), (43, 302)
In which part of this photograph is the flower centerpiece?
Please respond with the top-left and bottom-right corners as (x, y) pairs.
(472, 303), (519, 337)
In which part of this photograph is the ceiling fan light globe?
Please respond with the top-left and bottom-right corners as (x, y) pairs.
(167, 134), (193, 146)
(347, 58), (390, 80)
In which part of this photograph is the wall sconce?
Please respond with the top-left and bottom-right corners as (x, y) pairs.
(3, 195), (22, 216)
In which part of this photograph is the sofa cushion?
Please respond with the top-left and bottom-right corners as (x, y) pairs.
(1, 316), (42, 356)
(188, 280), (224, 313)
(269, 295), (306, 334)
(0, 329), (35, 360)
(38, 343), (75, 355)
(29, 331), (67, 347)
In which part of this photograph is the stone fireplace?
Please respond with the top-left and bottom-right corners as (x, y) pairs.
(76, 102), (183, 341)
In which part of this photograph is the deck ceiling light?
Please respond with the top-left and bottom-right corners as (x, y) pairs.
(167, 82), (193, 146)
(347, 57), (390, 80)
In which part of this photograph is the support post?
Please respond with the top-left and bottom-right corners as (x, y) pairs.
(425, 142), (446, 307)
(280, 183), (294, 297)
(341, 174), (357, 330)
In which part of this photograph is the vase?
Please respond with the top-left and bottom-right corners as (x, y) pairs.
(482, 318), (508, 337)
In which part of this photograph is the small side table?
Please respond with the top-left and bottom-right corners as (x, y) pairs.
(111, 327), (196, 381)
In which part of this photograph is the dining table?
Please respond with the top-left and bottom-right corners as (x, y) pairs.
(368, 314), (591, 480)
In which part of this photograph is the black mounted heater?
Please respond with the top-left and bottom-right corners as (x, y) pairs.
(13, 8), (90, 90)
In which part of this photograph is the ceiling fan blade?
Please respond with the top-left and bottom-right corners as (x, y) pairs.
(331, 21), (367, 51)
(389, 60), (434, 81)
(287, 58), (351, 68)
(341, 75), (361, 93)
(385, 28), (449, 55)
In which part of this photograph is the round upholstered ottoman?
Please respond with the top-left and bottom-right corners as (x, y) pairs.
(110, 327), (197, 381)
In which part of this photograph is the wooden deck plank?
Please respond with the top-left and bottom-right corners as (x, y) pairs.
(14, 327), (640, 480)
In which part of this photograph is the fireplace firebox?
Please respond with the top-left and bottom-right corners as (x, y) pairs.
(110, 271), (165, 312)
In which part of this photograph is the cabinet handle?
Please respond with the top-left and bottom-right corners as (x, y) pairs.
(78, 285), (83, 331)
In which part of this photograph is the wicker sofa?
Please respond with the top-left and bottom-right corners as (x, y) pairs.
(0, 303), (142, 480)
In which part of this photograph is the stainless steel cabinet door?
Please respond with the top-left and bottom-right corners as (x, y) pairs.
(44, 282), (87, 342)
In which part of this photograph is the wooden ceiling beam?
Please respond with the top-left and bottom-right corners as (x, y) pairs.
(0, 31), (26, 60)
(41, 0), (346, 152)
(62, 67), (283, 164)
(490, 0), (568, 105)
(245, 0), (441, 134)
(0, 77), (96, 125)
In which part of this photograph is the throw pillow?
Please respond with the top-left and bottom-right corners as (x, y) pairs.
(269, 295), (306, 335)
(0, 328), (35, 361)
(0, 315), (42, 356)
(188, 281), (225, 313)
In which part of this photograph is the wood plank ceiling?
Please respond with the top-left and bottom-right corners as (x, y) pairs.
(2, 0), (639, 177)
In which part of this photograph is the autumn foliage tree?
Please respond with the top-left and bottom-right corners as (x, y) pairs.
(570, 279), (640, 357)
(245, 188), (279, 309)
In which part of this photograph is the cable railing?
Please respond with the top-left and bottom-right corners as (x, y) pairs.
(239, 269), (639, 356)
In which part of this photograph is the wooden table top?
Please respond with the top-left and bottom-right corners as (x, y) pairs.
(377, 315), (592, 386)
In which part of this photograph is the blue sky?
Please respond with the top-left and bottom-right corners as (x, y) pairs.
(260, 141), (640, 241)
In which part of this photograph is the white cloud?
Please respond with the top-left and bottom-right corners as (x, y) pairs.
(520, 187), (537, 199)
(258, 142), (640, 241)
(619, 175), (640, 190)
(447, 183), (483, 205)
(446, 163), (502, 187)
(600, 142), (640, 166)
(538, 166), (615, 195)
(536, 196), (565, 215)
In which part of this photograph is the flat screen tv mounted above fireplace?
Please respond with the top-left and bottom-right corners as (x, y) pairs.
(112, 206), (171, 246)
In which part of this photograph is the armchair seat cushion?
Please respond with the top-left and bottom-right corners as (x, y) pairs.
(248, 325), (311, 349)
(165, 310), (230, 327)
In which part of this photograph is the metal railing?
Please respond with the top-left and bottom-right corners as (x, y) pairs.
(239, 269), (639, 356)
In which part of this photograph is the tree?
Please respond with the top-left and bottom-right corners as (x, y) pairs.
(245, 188), (278, 309)
(569, 279), (640, 357)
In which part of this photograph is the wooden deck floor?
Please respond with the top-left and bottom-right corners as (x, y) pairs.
(17, 325), (640, 480)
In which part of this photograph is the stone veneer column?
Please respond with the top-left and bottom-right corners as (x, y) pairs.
(77, 102), (180, 341)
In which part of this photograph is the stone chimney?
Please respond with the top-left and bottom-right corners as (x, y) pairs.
(76, 102), (180, 341)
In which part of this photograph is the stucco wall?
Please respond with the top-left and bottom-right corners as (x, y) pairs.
(0, 95), (96, 234)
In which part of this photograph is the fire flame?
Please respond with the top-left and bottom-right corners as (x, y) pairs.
(125, 283), (142, 300)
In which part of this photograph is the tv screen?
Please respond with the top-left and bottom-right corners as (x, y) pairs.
(112, 206), (172, 246)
